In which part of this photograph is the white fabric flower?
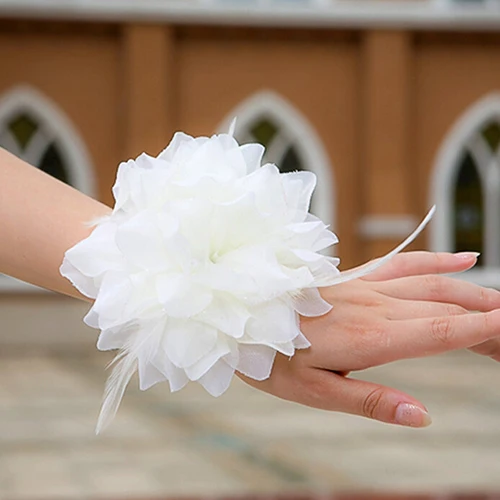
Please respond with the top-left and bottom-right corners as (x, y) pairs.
(60, 127), (434, 433)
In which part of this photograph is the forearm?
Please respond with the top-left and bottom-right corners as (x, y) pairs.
(0, 148), (111, 299)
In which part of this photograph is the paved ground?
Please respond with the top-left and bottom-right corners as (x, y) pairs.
(0, 348), (499, 500)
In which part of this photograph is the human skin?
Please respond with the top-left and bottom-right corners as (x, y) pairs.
(241, 251), (500, 427)
(1, 147), (499, 428)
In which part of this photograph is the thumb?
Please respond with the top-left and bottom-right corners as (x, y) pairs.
(312, 371), (433, 428)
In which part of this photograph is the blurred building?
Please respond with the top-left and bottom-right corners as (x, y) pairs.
(0, 0), (500, 347)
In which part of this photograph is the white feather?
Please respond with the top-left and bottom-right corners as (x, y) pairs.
(313, 206), (436, 287)
(96, 351), (137, 435)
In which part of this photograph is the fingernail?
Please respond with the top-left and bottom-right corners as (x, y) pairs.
(395, 403), (432, 428)
(455, 252), (480, 260)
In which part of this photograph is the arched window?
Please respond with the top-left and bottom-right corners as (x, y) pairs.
(0, 86), (96, 292)
(430, 94), (500, 286)
(0, 86), (95, 194)
(0, 111), (72, 185)
(218, 91), (335, 229)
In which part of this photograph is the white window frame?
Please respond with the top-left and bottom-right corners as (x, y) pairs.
(217, 90), (336, 232)
(0, 86), (96, 293)
(430, 93), (500, 287)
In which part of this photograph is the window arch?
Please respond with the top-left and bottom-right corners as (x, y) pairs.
(430, 93), (500, 286)
(0, 86), (96, 292)
(218, 91), (335, 229)
(0, 86), (96, 195)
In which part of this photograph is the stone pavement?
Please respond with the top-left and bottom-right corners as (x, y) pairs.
(0, 349), (499, 500)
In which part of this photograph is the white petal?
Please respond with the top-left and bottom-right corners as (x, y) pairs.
(313, 232), (339, 252)
(197, 263), (257, 296)
(84, 307), (100, 329)
(138, 358), (167, 391)
(282, 170), (316, 213)
(167, 368), (190, 392)
(91, 272), (134, 330)
(287, 220), (325, 235)
(293, 331), (311, 349)
(225, 145), (249, 179)
(308, 257), (341, 284)
(184, 337), (231, 381)
(291, 249), (323, 263)
(281, 266), (314, 289)
(129, 318), (168, 390)
(195, 294), (250, 338)
(156, 274), (212, 318)
(272, 341), (295, 357)
(223, 339), (240, 370)
(228, 117), (237, 136)
(156, 211), (180, 240)
(221, 245), (292, 299)
(198, 360), (234, 396)
(59, 258), (98, 298)
(236, 344), (276, 381)
(152, 352), (189, 392)
(294, 287), (332, 317)
(157, 132), (195, 162)
(242, 164), (287, 216)
(112, 161), (141, 211)
(245, 300), (300, 343)
(115, 212), (167, 272)
(186, 139), (239, 183)
(164, 320), (217, 369)
(240, 143), (264, 173)
(96, 324), (134, 351)
(64, 223), (122, 278)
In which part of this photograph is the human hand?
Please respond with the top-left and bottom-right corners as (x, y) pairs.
(239, 251), (500, 428)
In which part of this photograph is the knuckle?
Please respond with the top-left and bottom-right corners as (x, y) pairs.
(362, 387), (386, 419)
(430, 317), (454, 345)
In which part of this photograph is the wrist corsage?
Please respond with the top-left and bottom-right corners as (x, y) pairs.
(60, 123), (434, 433)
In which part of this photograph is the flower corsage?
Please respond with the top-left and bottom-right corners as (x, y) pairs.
(60, 124), (434, 433)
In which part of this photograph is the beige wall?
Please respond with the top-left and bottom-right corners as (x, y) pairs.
(2, 24), (499, 264)
(2, 21), (500, 346)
